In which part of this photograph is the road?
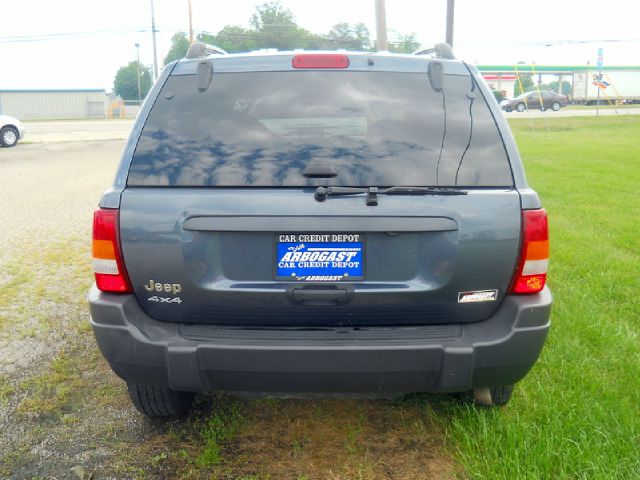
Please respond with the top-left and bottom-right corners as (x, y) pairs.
(504, 106), (640, 118)
(23, 119), (134, 143)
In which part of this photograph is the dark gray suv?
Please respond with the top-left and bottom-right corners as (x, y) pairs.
(89, 43), (551, 416)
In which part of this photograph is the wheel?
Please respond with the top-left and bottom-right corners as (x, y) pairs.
(515, 103), (526, 112)
(473, 385), (514, 407)
(127, 383), (195, 417)
(505, 108), (512, 112)
(551, 101), (561, 111)
(0, 126), (18, 147)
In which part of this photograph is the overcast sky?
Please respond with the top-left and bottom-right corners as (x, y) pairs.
(1, 0), (638, 91)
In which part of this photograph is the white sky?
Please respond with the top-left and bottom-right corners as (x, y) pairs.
(1, 0), (639, 91)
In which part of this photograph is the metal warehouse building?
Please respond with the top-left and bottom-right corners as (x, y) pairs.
(0, 89), (107, 120)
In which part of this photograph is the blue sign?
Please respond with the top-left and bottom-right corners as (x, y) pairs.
(277, 238), (363, 281)
(597, 48), (603, 69)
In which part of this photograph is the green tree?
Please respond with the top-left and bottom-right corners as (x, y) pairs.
(164, 32), (190, 65)
(249, 1), (323, 50)
(172, 1), (413, 54)
(547, 80), (572, 95)
(514, 75), (534, 96)
(113, 61), (152, 101)
(250, 1), (297, 30)
(513, 63), (534, 96)
(327, 22), (371, 50)
(387, 32), (420, 53)
(200, 25), (258, 53)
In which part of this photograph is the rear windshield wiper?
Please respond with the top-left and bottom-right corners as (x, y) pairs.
(314, 186), (467, 206)
(382, 186), (467, 195)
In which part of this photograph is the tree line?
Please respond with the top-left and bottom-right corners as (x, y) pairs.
(115, 1), (420, 100)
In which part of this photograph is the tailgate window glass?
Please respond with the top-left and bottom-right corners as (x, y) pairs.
(128, 71), (512, 187)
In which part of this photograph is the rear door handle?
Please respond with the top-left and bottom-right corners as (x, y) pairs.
(291, 288), (348, 305)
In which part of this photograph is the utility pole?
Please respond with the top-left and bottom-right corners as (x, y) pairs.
(188, 0), (194, 43)
(375, 0), (388, 51)
(446, 0), (455, 46)
(135, 43), (142, 103)
(596, 47), (603, 117)
(150, 0), (159, 81)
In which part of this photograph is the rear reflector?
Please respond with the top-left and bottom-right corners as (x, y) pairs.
(292, 54), (350, 69)
(511, 209), (549, 294)
(92, 208), (132, 293)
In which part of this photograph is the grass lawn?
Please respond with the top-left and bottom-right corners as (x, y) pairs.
(435, 116), (640, 479)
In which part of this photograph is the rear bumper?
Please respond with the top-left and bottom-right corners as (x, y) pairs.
(88, 285), (551, 394)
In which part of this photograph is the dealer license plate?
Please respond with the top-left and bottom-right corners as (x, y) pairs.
(276, 233), (364, 282)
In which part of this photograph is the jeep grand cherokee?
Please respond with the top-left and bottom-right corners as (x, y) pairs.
(88, 43), (552, 416)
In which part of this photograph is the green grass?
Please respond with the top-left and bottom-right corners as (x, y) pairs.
(437, 116), (640, 479)
(565, 104), (640, 110)
(195, 396), (244, 467)
(17, 355), (77, 418)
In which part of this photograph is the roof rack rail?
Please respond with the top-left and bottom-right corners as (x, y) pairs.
(186, 42), (228, 59)
(413, 43), (455, 60)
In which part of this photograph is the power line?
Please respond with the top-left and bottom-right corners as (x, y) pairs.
(0, 28), (148, 43)
(2, 26), (636, 49)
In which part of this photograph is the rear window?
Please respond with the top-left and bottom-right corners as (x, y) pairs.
(128, 70), (512, 187)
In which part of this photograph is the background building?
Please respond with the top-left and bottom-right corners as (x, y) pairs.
(482, 74), (517, 99)
(0, 89), (107, 120)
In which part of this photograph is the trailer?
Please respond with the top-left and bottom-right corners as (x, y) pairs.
(572, 69), (640, 104)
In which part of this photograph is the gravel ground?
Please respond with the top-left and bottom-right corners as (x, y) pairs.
(0, 140), (122, 372)
(0, 140), (122, 253)
(0, 140), (159, 478)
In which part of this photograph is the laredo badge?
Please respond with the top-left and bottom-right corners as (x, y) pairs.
(458, 290), (498, 303)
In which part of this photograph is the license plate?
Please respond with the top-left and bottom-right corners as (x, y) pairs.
(276, 234), (364, 282)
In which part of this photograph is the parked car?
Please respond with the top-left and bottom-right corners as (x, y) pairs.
(0, 114), (25, 147)
(501, 90), (569, 112)
(89, 43), (552, 416)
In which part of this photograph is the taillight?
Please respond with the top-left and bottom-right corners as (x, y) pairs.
(92, 208), (132, 293)
(511, 209), (549, 294)
(292, 54), (349, 69)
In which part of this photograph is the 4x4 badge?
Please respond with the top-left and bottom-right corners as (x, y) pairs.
(458, 290), (498, 303)
(147, 296), (182, 304)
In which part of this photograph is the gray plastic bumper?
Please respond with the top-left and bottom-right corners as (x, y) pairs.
(88, 285), (551, 394)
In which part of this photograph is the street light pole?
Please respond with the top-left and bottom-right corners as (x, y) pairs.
(188, 0), (194, 43)
(150, 0), (159, 81)
(446, 0), (455, 47)
(135, 43), (141, 103)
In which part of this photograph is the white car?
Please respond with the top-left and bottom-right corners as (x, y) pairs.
(0, 115), (26, 147)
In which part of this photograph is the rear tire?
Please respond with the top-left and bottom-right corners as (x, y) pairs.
(515, 103), (526, 112)
(473, 385), (514, 407)
(551, 101), (561, 111)
(0, 126), (18, 147)
(127, 383), (195, 417)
